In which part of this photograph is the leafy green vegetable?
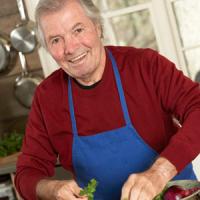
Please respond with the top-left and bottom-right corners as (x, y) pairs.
(153, 186), (168, 200)
(0, 131), (23, 157)
(79, 179), (98, 200)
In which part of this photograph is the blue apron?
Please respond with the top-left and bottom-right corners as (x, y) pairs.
(68, 50), (196, 200)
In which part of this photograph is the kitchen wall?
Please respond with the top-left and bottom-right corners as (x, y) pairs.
(0, 0), (44, 136)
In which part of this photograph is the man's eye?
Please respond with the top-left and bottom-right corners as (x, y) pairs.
(52, 38), (60, 44)
(75, 28), (84, 34)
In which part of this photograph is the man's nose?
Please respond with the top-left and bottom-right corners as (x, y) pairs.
(64, 35), (80, 54)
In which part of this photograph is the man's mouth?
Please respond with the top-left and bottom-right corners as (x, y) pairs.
(68, 52), (88, 64)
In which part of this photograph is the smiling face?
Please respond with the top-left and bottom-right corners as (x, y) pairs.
(40, 0), (105, 85)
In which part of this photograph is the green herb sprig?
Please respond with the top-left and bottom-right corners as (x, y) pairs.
(79, 179), (98, 200)
(153, 186), (167, 200)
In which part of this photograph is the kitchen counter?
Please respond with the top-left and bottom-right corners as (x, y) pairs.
(0, 153), (73, 180)
(0, 153), (19, 175)
(0, 162), (16, 175)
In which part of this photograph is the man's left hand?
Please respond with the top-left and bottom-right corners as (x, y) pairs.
(120, 157), (177, 200)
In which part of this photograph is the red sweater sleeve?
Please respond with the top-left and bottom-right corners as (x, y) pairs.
(15, 89), (57, 200)
(146, 50), (200, 171)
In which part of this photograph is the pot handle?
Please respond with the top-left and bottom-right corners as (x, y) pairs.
(16, 0), (27, 21)
(18, 52), (28, 75)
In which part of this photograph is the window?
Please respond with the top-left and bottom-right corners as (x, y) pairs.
(94, 0), (157, 50)
(94, 0), (200, 80)
(167, 0), (200, 80)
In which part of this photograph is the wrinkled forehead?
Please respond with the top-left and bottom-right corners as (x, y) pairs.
(38, 0), (85, 19)
(39, 0), (95, 40)
(39, 0), (89, 26)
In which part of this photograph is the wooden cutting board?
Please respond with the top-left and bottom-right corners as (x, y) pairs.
(0, 152), (21, 166)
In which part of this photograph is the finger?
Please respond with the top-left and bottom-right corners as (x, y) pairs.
(121, 175), (136, 200)
(56, 188), (79, 200)
(129, 183), (143, 200)
(76, 196), (88, 200)
(136, 185), (155, 200)
(56, 180), (84, 200)
(130, 182), (155, 200)
(121, 184), (132, 200)
(137, 192), (152, 200)
(64, 189), (88, 200)
(136, 191), (152, 200)
(67, 180), (83, 196)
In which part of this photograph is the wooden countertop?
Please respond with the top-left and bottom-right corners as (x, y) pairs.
(0, 153), (72, 181)
(0, 152), (20, 175)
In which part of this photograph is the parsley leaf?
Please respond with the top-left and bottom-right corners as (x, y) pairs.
(79, 179), (98, 200)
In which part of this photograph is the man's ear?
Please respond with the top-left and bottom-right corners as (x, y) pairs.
(96, 23), (103, 38)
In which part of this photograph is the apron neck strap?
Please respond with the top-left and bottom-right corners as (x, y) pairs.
(68, 77), (78, 136)
(107, 49), (132, 125)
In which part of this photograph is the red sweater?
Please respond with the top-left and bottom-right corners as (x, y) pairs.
(15, 46), (200, 199)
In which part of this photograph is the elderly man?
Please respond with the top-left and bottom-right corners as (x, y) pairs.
(15, 0), (200, 199)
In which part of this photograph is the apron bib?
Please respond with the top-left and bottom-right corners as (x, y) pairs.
(68, 49), (196, 200)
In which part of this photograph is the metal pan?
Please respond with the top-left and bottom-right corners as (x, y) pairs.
(0, 32), (17, 74)
(10, 0), (37, 53)
(14, 52), (43, 108)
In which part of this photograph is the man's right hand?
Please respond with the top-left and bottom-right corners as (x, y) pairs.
(36, 179), (87, 200)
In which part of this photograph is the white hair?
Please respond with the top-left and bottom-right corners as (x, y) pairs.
(35, 0), (103, 48)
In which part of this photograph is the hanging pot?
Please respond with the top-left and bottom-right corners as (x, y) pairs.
(14, 52), (43, 108)
(10, 0), (37, 53)
(0, 32), (17, 74)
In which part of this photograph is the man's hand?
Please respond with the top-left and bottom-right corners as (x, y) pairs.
(36, 179), (87, 200)
(121, 157), (177, 200)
